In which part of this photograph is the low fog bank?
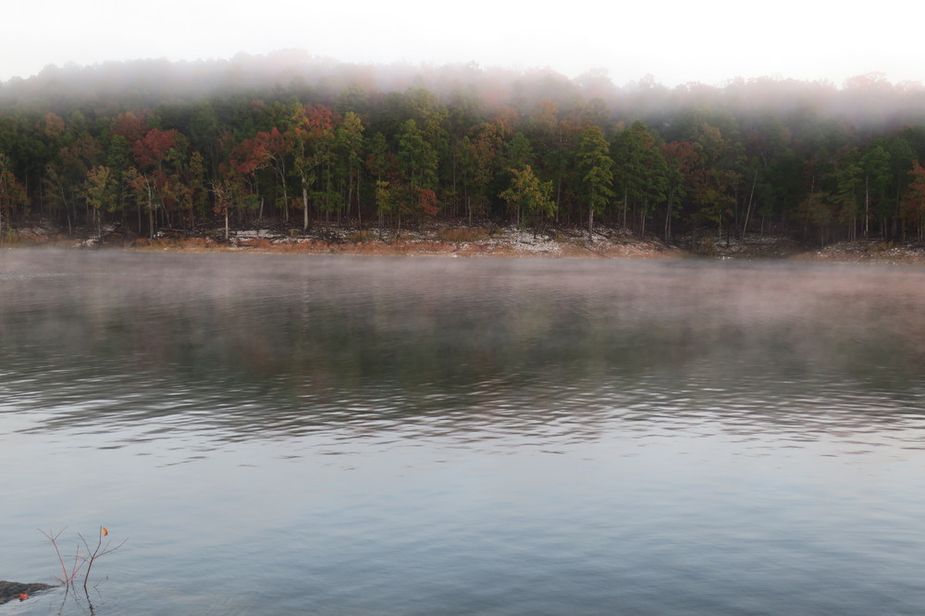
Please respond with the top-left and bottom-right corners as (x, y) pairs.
(2, 51), (925, 128)
(2, 250), (924, 443)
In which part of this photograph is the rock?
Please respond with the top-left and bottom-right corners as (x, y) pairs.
(0, 581), (54, 605)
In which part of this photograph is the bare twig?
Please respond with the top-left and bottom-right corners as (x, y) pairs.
(70, 542), (85, 584)
(39, 528), (84, 586)
(40, 526), (125, 594)
(78, 527), (126, 593)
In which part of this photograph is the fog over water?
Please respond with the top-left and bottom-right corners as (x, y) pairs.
(1, 250), (925, 615)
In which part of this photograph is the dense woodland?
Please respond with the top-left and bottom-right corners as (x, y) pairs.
(1, 54), (925, 245)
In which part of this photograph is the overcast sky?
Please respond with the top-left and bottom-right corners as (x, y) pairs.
(2, 0), (922, 86)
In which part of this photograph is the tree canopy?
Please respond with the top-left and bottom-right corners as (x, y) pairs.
(1, 59), (925, 243)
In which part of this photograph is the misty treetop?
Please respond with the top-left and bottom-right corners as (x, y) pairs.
(1, 56), (925, 243)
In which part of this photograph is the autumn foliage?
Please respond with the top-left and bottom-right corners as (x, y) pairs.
(133, 129), (178, 169)
(0, 80), (924, 244)
(417, 188), (438, 217)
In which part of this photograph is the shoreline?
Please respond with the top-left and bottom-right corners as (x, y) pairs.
(3, 224), (925, 264)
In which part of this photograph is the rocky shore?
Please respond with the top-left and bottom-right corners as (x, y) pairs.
(3, 222), (925, 263)
(3, 223), (685, 259)
(0, 581), (53, 605)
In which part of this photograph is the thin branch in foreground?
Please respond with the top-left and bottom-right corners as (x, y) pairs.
(78, 527), (127, 593)
(39, 526), (126, 593)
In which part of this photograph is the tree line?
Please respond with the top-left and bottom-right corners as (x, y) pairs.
(1, 81), (925, 244)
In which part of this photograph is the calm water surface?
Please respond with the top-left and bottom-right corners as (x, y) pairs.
(1, 250), (924, 615)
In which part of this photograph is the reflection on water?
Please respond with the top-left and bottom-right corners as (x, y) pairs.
(1, 250), (924, 615)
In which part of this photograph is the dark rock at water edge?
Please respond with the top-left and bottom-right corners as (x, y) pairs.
(0, 581), (54, 604)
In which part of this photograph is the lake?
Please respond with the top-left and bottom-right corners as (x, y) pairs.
(1, 250), (924, 615)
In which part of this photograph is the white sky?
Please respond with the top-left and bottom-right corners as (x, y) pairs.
(1, 0), (923, 86)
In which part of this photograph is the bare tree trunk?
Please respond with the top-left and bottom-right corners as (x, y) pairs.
(344, 172), (353, 227)
(555, 176), (561, 225)
(664, 203), (670, 243)
(864, 174), (869, 238)
(742, 169), (757, 237)
(224, 208), (229, 240)
(664, 187), (673, 243)
(356, 168), (362, 227)
(451, 156), (457, 218)
(147, 183), (154, 239)
(302, 185), (309, 231)
(280, 169), (288, 223)
(622, 190), (627, 229)
(588, 203), (594, 241)
(57, 185), (72, 236)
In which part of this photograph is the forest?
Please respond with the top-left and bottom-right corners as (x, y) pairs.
(1, 53), (925, 245)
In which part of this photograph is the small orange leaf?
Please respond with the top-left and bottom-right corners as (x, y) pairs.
(101, 527), (109, 537)
(18, 593), (29, 601)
